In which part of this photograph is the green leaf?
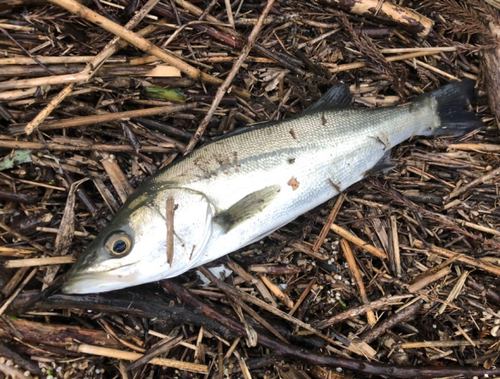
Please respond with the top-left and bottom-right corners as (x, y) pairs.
(0, 150), (32, 171)
(142, 87), (185, 103)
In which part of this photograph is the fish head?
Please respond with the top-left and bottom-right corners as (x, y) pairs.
(62, 186), (215, 294)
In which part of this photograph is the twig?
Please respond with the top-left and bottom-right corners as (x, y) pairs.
(313, 195), (344, 252)
(407, 267), (452, 293)
(446, 165), (500, 200)
(413, 241), (500, 277)
(340, 239), (376, 325)
(67, 344), (208, 373)
(184, 0), (276, 154)
(97, 153), (134, 203)
(289, 278), (316, 318)
(11, 103), (197, 133)
(0, 139), (176, 153)
(126, 335), (184, 372)
(0, 268), (38, 316)
(0, 26), (53, 76)
(317, 0), (434, 38)
(360, 300), (424, 344)
(315, 295), (413, 329)
(162, 280), (500, 377)
(48, 0), (250, 100)
(4, 256), (75, 268)
(437, 271), (469, 315)
(330, 223), (388, 259)
(322, 51), (454, 73)
(171, 0), (306, 75)
(166, 196), (175, 265)
(0, 222), (50, 255)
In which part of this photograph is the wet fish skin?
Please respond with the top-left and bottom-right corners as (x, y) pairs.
(62, 80), (481, 294)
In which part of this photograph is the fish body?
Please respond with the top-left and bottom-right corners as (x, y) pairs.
(62, 80), (481, 294)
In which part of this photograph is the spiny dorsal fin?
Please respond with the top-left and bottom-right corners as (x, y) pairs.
(214, 185), (281, 232)
(304, 84), (351, 113)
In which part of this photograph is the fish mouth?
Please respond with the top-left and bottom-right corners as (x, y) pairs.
(62, 262), (140, 294)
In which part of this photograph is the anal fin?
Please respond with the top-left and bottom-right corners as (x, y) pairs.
(364, 150), (395, 177)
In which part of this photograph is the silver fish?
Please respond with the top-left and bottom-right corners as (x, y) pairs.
(62, 80), (481, 294)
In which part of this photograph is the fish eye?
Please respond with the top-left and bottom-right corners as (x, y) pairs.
(105, 232), (132, 257)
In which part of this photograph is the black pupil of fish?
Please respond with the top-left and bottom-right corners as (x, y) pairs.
(113, 239), (128, 254)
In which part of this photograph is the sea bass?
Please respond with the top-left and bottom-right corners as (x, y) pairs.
(62, 80), (481, 294)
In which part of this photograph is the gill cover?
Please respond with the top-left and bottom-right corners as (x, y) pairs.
(151, 187), (215, 274)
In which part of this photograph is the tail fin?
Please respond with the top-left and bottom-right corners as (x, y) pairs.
(419, 79), (483, 136)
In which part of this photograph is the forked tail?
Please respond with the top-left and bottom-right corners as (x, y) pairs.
(419, 79), (483, 136)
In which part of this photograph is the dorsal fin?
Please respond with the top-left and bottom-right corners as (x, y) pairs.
(304, 84), (352, 113)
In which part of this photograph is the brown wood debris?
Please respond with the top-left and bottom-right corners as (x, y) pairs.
(0, 0), (500, 378)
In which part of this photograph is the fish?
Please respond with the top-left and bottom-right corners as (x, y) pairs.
(62, 80), (482, 294)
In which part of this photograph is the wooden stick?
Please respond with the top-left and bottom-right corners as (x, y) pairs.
(407, 267), (451, 293)
(313, 195), (344, 252)
(448, 143), (500, 153)
(0, 139), (175, 153)
(317, 0), (434, 38)
(330, 223), (388, 259)
(260, 275), (294, 309)
(4, 256), (75, 269)
(183, 0), (275, 153)
(13, 103), (197, 133)
(323, 50), (453, 74)
(98, 153), (134, 203)
(340, 239), (376, 325)
(166, 196), (175, 265)
(446, 165), (500, 200)
(437, 271), (469, 315)
(413, 241), (500, 277)
(68, 344), (208, 373)
(48, 0), (250, 100)
(226, 259), (278, 308)
(289, 278), (316, 317)
(0, 56), (129, 65)
(0, 221), (50, 254)
(390, 215), (401, 278)
(399, 339), (497, 349)
(315, 294), (413, 329)
(0, 268), (38, 316)
(24, 0), (162, 135)
(482, 16), (500, 119)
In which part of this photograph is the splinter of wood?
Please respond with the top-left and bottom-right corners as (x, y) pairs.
(166, 196), (175, 265)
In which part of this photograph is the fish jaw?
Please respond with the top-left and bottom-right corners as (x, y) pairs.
(61, 233), (144, 294)
(62, 269), (140, 294)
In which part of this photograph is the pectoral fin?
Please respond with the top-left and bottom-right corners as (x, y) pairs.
(214, 185), (281, 232)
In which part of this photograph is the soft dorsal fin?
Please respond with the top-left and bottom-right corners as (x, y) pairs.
(304, 84), (351, 113)
(214, 185), (281, 232)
